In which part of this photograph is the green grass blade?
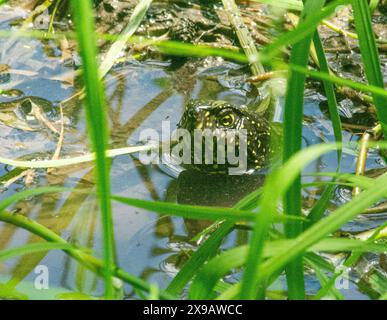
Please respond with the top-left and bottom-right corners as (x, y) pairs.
(222, 0), (264, 75)
(0, 145), (155, 168)
(0, 186), (69, 211)
(112, 196), (304, 223)
(352, 0), (387, 137)
(240, 143), (336, 299)
(167, 185), (265, 296)
(306, 31), (343, 227)
(369, 0), (380, 13)
(190, 246), (247, 299)
(155, 40), (247, 63)
(257, 170), (387, 286)
(3, 28), (384, 99)
(0, 28), (249, 63)
(113, 196), (256, 222)
(305, 252), (335, 273)
(306, 184), (336, 227)
(70, 0), (115, 299)
(252, 0), (304, 11)
(289, 64), (387, 97)
(305, 258), (345, 300)
(313, 31), (342, 163)
(314, 223), (387, 299)
(281, 0), (326, 299)
(0, 243), (73, 261)
(0, 209), (175, 299)
(166, 220), (235, 296)
(259, 0), (348, 63)
(190, 238), (387, 299)
(99, 0), (153, 78)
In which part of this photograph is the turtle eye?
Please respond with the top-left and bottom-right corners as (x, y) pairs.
(219, 111), (236, 127)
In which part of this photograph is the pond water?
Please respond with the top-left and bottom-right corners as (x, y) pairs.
(0, 4), (385, 299)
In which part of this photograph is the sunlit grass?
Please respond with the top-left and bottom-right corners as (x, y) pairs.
(70, 0), (115, 299)
(280, 0), (328, 299)
(352, 0), (387, 136)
